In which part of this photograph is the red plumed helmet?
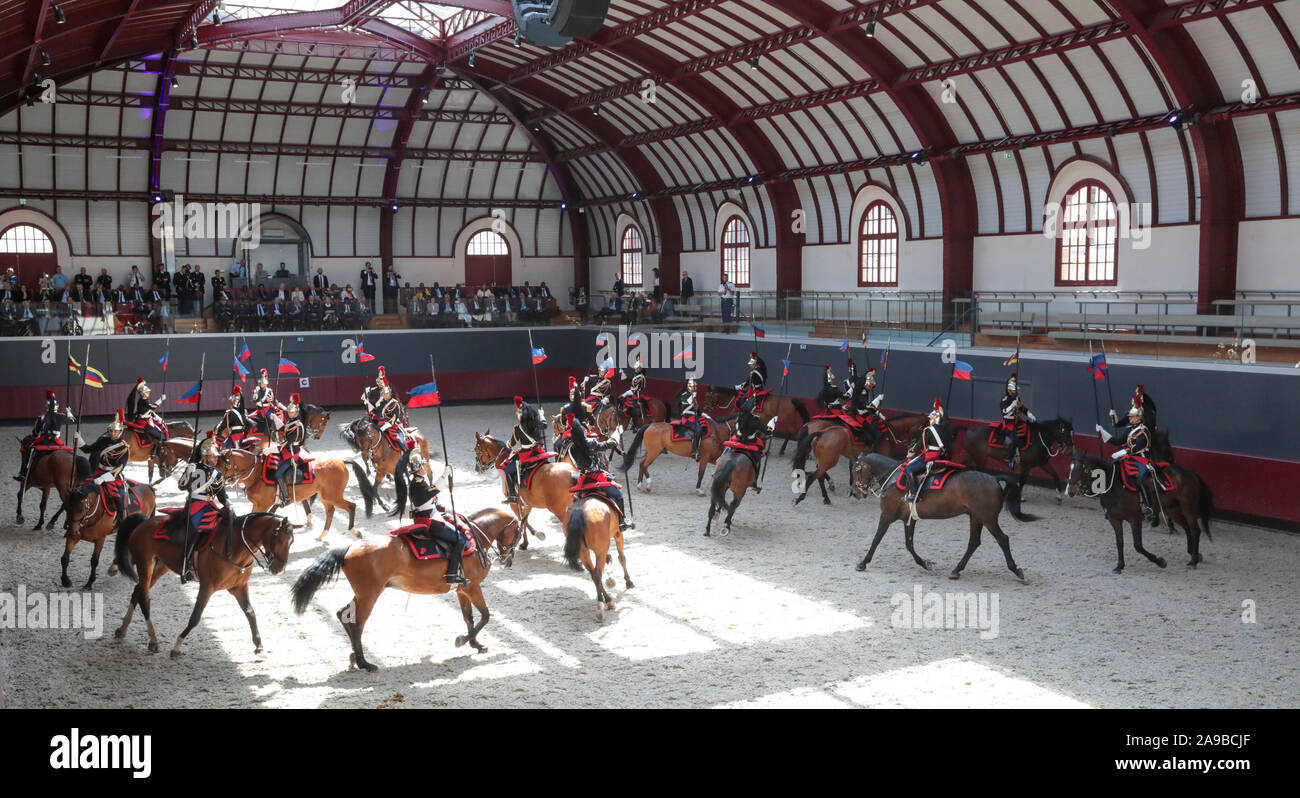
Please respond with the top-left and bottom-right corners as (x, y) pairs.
(1136, 384), (1145, 399)
(823, 365), (830, 371)
(933, 398), (941, 411)
(291, 393), (301, 404)
(115, 409), (125, 423)
(405, 438), (416, 450)
(564, 413), (576, 427)
(603, 367), (615, 380)
(750, 351), (757, 359)
(231, 385), (241, 394)
(866, 367), (876, 376)
(206, 429), (215, 438)
(378, 366), (386, 380)
(136, 377), (144, 384)
(569, 376), (577, 390)
(514, 395), (524, 409)
(260, 368), (268, 378)
(46, 390), (55, 399)
(847, 358), (855, 368)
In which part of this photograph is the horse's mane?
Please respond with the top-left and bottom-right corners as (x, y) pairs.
(304, 403), (325, 415)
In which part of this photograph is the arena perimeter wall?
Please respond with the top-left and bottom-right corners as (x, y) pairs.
(0, 329), (1295, 527)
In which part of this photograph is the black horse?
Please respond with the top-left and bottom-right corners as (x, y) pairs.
(956, 417), (1075, 498)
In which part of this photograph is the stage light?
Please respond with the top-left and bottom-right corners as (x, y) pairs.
(593, 103), (601, 115)
(468, 50), (476, 68)
(514, 33), (522, 48)
(190, 32), (200, 50)
(213, 11), (222, 26)
(39, 49), (50, 66)
(171, 76), (180, 89)
(749, 55), (760, 70)
(53, 5), (66, 24)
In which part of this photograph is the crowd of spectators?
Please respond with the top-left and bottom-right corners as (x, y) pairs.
(401, 280), (561, 328)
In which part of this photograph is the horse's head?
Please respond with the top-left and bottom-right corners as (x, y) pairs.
(1043, 417), (1076, 453)
(1150, 429), (1175, 463)
(306, 405), (330, 439)
(850, 454), (886, 499)
(259, 516), (295, 575)
(62, 486), (93, 531)
(473, 431), (501, 474)
(1066, 452), (1106, 498)
(703, 385), (734, 411)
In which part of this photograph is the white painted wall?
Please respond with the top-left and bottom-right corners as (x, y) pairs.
(1236, 219), (1300, 290)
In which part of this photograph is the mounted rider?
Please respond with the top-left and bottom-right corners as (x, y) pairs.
(398, 449), (469, 585)
(16, 390), (76, 484)
(178, 430), (230, 583)
(816, 365), (842, 409)
(560, 376), (597, 438)
(375, 385), (408, 454)
(1096, 391), (1161, 526)
(126, 377), (169, 459)
(735, 352), (767, 401)
(997, 373), (1037, 469)
(587, 364), (615, 408)
(674, 376), (705, 461)
(902, 399), (949, 504)
(273, 394), (308, 507)
(502, 396), (551, 507)
(842, 358), (861, 401)
(362, 366), (389, 423)
(850, 366), (888, 446)
(214, 384), (248, 451)
(80, 410), (131, 531)
(1111, 383), (1158, 432)
(618, 355), (648, 426)
(721, 394), (776, 482)
(566, 411), (632, 533)
(248, 369), (286, 436)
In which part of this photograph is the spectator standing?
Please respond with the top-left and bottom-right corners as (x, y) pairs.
(360, 262), (378, 309)
(127, 265), (144, 288)
(255, 262), (269, 285)
(96, 268), (113, 294)
(680, 270), (695, 305)
(651, 267), (662, 301)
(312, 267), (328, 295)
(50, 266), (69, 291)
(718, 276), (737, 334)
(383, 266), (400, 314)
(211, 268), (226, 299)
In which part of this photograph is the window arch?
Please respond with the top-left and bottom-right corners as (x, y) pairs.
(466, 229), (508, 256)
(858, 201), (899, 286)
(720, 215), (750, 287)
(0, 224), (54, 253)
(1056, 180), (1118, 286)
(620, 225), (644, 287)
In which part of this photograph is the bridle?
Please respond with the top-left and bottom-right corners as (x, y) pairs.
(216, 449), (258, 486)
(709, 388), (737, 411)
(474, 434), (507, 474)
(68, 489), (102, 532)
(1067, 458), (1113, 498)
(210, 515), (292, 574)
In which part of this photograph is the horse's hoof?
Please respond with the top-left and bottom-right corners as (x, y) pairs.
(822, 498), (832, 506)
(169, 648), (184, 658)
(855, 560), (867, 571)
(948, 570), (961, 580)
(455, 635), (467, 648)
(361, 661), (378, 672)
(606, 600), (616, 612)
(625, 580), (635, 590)
(472, 643), (487, 654)
(1113, 566), (1124, 574)
(59, 576), (71, 589)
(81, 582), (95, 592)
(107, 564), (118, 576)
(1055, 493), (1064, 504)
(532, 530), (546, 541)
(113, 627), (126, 640)
(695, 489), (705, 496)
(605, 576), (615, 589)
(254, 646), (264, 655)
(1014, 568), (1028, 583)
(147, 641), (160, 654)
(1155, 558), (1167, 569)
(921, 560), (934, 571)
(595, 602), (605, 622)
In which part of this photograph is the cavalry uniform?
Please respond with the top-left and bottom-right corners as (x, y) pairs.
(16, 390), (75, 483)
(721, 395), (774, 476)
(850, 367), (888, 446)
(362, 366), (388, 422)
(274, 395), (308, 506)
(567, 413), (632, 532)
(675, 377), (705, 461)
(214, 385), (248, 450)
(736, 352), (768, 400)
(376, 388), (408, 453)
(248, 369), (285, 433)
(560, 377), (597, 439)
(586, 367), (614, 408)
(902, 400), (949, 503)
(842, 359), (861, 403)
(393, 451), (469, 585)
(126, 378), (169, 455)
(1112, 384), (1158, 432)
(1097, 393), (1161, 524)
(178, 432), (230, 583)
(502, 396), (551, 504)
(997, 374), (1036, 468)
(83, 410), (131, 527)
(619, 357), (648, 425)
(817, 366), (842, 409)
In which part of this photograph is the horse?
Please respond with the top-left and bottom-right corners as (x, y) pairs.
(704, 385), (809, 455)
(340, 417), (434, 484)
(1065, 452), (1213, 572)
(121, 431), (195, 484)
(113, 511), (293, 657)
(850, 453), (1033, 581)
(473, 431), (578, 551)
(790, 414), (926, 505)
(613, 395), (670, 431)
(955, 418), (1076, 499)
(704, 447), (766, 537)
(619, 415), (736, 495)
(60, 478), (155, 589)
(15, 441), (88, 530)
(212, 447), (374, 541)
(290, 507), (520, 671)
(564, 494), (634, 621)
(303, 404), (331, 440)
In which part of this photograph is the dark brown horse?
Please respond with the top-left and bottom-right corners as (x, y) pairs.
(122, 432), (194, 484)
(704, 448), (767, 537)
(851, 453), (1033, 581)
(290, 507), (520, 671)
(790, 414), (925, 504)
(61, 479), (156, 589)
(15, 442), (88, 529)
(619, 415), (736, 494)
(303, 404), (331, 440)
(340, 417), (434, 483)
(564, 495), (634, 621)
(705, 385), (810, 455)
(1066, 453), (1214, 572)
(213, 447), (373, 541)
(113, 510), (293, 656)
(956, 418), (1075, 498)
(473, 431), (578, 550)
(613, 395), (670, 431)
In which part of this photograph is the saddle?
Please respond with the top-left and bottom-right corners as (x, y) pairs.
(989, 420), (1029, 450)
(30, 440), (72, 454)
(1118, 457), (1175, 492)
(391, 518), (476, 561)
(744, 388), (774, 413)
(78, 475), (145, 516)
(153, 505), (224, 552)
(894, 460), (966, 493)
(669, 416), (711, 442)
(261, 452), (315, 486)
(125, 419), (169, 446)
(723, 437), (764, 471)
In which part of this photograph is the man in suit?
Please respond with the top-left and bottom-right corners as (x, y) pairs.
(680, 270), (695, 305)
(96, 268), (113, 294)
(382, 265), (401, 313)
(360, 262), (378, 308)
(538, 281), (552, 299)
(312, 268), (329, 294)
(74, 267), (93, 296)
(211, 269), (226, 298)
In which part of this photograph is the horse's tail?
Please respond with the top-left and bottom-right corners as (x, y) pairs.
(1197, 475), (1214, 542)
(563, 503), (587, 572)
(291, 544), (351, 614)
(113, 512), (150, 583)
(619, 425), (648, 473)
(996, 476), (1038, 522)
(792, 430), (822, 474)
(391, 465), (408, 518)
(73, 454), (91, 482)
(711, 455), (739, 507)
(344, 459), (378, 518)
(790, 397), (810, 425)
(338, 421), (359, 452)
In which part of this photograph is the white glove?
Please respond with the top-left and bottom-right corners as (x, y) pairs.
(66, 410), (75, 423)
(766, 417), (777, 431)
(158, 394), (166, 402)
(873, 394), (884, 407)
(1095, 424), (1113, 443)
(75, 432), (85, 447)
(1110, 449), (1126, 461)
(1108, 408), (1118, 423)
(1027, 412), (1037, 423)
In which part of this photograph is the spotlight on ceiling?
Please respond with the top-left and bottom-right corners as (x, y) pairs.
(865, 8), (880, 38)
(910, 150), (928, 165)
(52, 5), (66, 24)
(39, 49), (50, 66)
(1165, 109), (1182, 128)
(421, 88), (429, 104)
(593, 102), (601, 116)
(749, 55), (760, 71)
(390, 202), (399, 212)
(212, 11), (222, 26)
(468, 50), (476, 68)
(171, 76), (180, 89)
(190, 31), (200, 50)
(152, 192), (164, 204)
(560, 202), (567, 210)
(514, 32), (522, 48)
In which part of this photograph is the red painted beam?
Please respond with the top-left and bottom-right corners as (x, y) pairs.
(380, 63), (441, 273)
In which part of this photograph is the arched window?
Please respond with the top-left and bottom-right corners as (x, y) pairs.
(0, 224), (54, 253)
(720, 215), (750, 287)
(620, 225), (643, 286)
(1056, 180), (1118, 286)
(858, 201), (899, 286)
(466, 229), (508, 256)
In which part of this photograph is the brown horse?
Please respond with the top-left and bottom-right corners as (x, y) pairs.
(113, 511), (293, 656)
(956, 418), (1075, 498)
(303, 404), (331, 440)
(618, 415), (736, 494)
(851, 453), (1033, 581)
(1066, 453), (1214, 572)
(790, 414), (926, 505)
(704, 448), (766, 536)
(564, 495), (634, 621)
(613, 395), (670, 430)
(213, 447), (373, 541)
(705, 385), (809, 455)
(290, 507), (520, 671)
(340, 417), (433, 483)
(15, 442), (88, 529)
(473, 431), (578, 550)
(60, 479), (155, 590)
(123, 432), (195, 484)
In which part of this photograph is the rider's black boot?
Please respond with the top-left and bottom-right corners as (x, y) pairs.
(444, 546), (470, 585)
(690, 431), (702, 462)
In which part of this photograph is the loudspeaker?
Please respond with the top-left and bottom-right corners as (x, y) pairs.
(548, 0), (611, 38)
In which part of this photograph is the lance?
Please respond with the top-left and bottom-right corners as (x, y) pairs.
(1100, 339), (1117, 420)
(758, 342), (794, 488)
(61, 342), (91, 498)
(429, 356), (458, 529)
(181, 352), (205, 580)
(62, 340), (73, 446)
(1089, 339), (1104, 456)
(526, 328), (546, 449)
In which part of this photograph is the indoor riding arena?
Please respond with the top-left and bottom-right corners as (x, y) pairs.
(1, 0), (1299, 714)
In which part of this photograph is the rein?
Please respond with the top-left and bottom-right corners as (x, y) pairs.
(1070, 459), (1115, 498)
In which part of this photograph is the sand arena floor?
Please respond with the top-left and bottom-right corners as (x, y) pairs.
(1, 401), (1296, 708)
